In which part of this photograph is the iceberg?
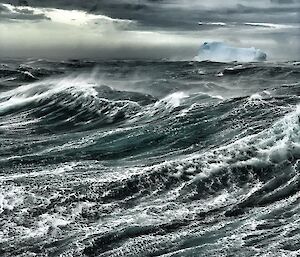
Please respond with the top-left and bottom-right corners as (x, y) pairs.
(195, 42), (267, 62)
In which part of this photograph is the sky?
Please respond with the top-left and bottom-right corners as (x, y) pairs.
(0, 0), (299, 60)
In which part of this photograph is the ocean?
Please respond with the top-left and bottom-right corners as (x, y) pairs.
(0, 58), (300, 256)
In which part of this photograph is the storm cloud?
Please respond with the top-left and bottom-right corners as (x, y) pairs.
(0, 0), (299, 60)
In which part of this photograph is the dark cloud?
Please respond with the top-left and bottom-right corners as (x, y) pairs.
(271, 0), (295, 4)
(0, 0), (299, 60)
(0, 0), (299, 29)
(50, 1), (294, 32)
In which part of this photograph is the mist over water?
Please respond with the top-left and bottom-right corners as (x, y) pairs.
(0, 58), (300, 256)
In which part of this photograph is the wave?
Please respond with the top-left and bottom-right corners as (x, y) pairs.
(156, 105), (300, 206)
(68, 105), (300, 257)
(1, 84), (295, 167)
(0, 75), (152, 132)
(84, 103), (299, 204)
(0, 67), (60, 86)
(0, 71), (230, 135)
(76, 107), (300, 257)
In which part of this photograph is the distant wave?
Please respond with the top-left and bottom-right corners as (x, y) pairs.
(198, 21), (297, 29)
(244, 22), (297, 29)
(198, 22), (227, 26)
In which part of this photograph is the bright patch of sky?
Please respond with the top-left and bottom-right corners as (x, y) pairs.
(2, 3), (133, 27)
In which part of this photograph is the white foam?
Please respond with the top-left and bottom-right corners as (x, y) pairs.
(21, 71), (36, 79)
(244, 22), (296, 29)
(249, 93), (263, 101)
(0, 74), (99, 114)
(0, 164), (75, 182)
(198, 22), (227, 26)
(145, 104), (300, 183)
(197, 69), (206, 75)
(154, 92), (188, 110)
(0, 187), (24, 214)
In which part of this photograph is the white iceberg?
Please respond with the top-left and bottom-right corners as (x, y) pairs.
(195, 42), (267, 62)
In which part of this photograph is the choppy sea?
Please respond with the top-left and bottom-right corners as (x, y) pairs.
(0, 59), (300, 256)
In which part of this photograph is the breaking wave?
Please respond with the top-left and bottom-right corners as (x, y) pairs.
(0, 59), (299, 257)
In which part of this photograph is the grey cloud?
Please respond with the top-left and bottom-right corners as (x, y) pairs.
(0, 0), (298, 61)
(1, 0), (299, 29)
(271, 0), (295, 4)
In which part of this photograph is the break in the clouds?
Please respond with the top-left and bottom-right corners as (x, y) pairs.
(0, 0), (299, 60)
(1, 3), (133, 27)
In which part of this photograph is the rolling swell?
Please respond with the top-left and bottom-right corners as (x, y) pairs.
(0, 60), (300, 257)
(0, 76), (157, 134)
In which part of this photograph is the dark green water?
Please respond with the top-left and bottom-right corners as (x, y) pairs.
(0, 59), (300, 256)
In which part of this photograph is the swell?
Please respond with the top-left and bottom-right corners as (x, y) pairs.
(0, 89), (297, 167)
(2, 103), (299, 206)
(0, 76), (156, 134)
